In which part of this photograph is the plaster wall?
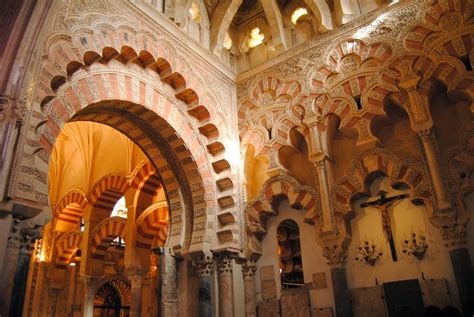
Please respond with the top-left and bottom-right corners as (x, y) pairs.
(348, 177), (462, 310)
(255, 200), (335, 310)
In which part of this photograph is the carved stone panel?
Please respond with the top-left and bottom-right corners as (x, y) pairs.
(261, 280), (277, 300)
(351, 286), (386, 317)
(258, 300), (280, 317)
(260, 265), (275, 281)
(312, 272), (327, 289)
(420, 279), (451, 308)
(280, 288), (311, 317)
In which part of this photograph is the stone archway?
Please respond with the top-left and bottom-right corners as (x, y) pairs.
(34, 59), (226, 255)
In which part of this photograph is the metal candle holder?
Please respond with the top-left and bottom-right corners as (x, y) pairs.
(355, 239), (383, 266)
(401, 231), (428, 260)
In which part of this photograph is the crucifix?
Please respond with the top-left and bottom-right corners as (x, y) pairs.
(360, 191), (409, 261)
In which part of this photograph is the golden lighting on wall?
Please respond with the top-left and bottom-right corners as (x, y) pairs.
(355, 238), (383, 266)
(291, 7), (308, 25)
(247, 27), (265, 48)
(401, 230), (428, 260)
(189, 1), (201, 23)
(224, 32), (233, 50)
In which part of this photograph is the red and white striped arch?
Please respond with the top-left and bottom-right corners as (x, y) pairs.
(136, 201), (169, 249)
(55, 231), (82, 269)
(88, 173), (129, 214)
(90, 216), (127, 259)
(53, 189), (87, 232)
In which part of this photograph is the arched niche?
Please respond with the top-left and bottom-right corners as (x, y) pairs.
(371, 97), (421, 160)
(93, 279), (131, 316)
(277, 219), (304, 288)
(278, 128), (315, 188)
(244, 144), (270, 201)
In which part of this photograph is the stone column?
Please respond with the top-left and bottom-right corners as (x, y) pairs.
(158, 248), (178, 317)
(196, 256), (213, 317)
(242, 260), (257, 317)
(81, 276), (99, 317)
(331, 265), (352, 317)
(449, 247), (474, 316)
(217, 255), (234, 317)
(127, 267), (147, 317)
(0, 230), (21, 316)
(313, 157), (335, 232)
(418, 129), (451, 209)
(9, 243), (33, 317)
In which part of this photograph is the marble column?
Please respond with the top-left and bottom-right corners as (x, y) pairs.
(314, 157), (335, 232)
(242, 260), (257, 317)
(158, 248), (178, 317)
(0, 232), (20, 316)
(81, 276), (99, 317)
(127, 267), (146, 317)
(418, 129), (451, 209)
(196, 256), (213, 317)
(449, 247), (474, 316)
(217, 255), (234, 317)
(331, 266), (352, 317)
(9, 243), (33, 317)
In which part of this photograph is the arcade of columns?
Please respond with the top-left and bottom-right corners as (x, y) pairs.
(0, 0), (473, 316)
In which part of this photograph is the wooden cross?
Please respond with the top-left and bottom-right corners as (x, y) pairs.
(360, 191), (409, 261)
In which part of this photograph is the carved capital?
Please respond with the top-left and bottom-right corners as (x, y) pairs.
(217, 254), (234, 276)
(195, 255), (214, 277)
(241, 260), (257, 279)
(322, 243), (348, 267)
(418, 129), (433, 142)
(0, 95), (26, 124)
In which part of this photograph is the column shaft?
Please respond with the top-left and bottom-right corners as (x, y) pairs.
(0, 238), (20, 316)
(128, 272), (145, 317)
(242, 261), (257, 317)
(418, 130), (450, 209)
(159, 248), (178, 317)
(449, 248), (474, 316)
(331, 267), (352, 317)
(217, 255), (234, 317)
(196, 257), (213, 317)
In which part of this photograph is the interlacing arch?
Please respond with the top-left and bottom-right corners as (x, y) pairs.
(90, 217), (127, 259)
(404, 0), (471, 51)
(136, 201), (169, 249)
(55, 231), (82, 269)
(307, 38), (401, 143)
(52, 189), (87, 231)
(239, 77), (305, 155)
(245, 175), (320, 259)
(332, 148), (432, 220)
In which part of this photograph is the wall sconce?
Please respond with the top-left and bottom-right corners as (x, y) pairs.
(355, 239), (383, 266)
(401, 231), (428, 260)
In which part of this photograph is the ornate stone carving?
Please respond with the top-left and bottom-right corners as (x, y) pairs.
(241, 260), (257, 280)
(217, 255), (233, 276)
(195, 255), (214, 277)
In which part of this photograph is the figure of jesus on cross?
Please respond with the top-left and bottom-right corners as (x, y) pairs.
(360, 191), (409, 261)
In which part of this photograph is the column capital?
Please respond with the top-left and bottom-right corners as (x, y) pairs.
(0, 95), (27, 124)
(216, 254), (234, 276)
(194, 255), (214, 277)
(417, 128), (433, 141)
(241, 260), (257, 279)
